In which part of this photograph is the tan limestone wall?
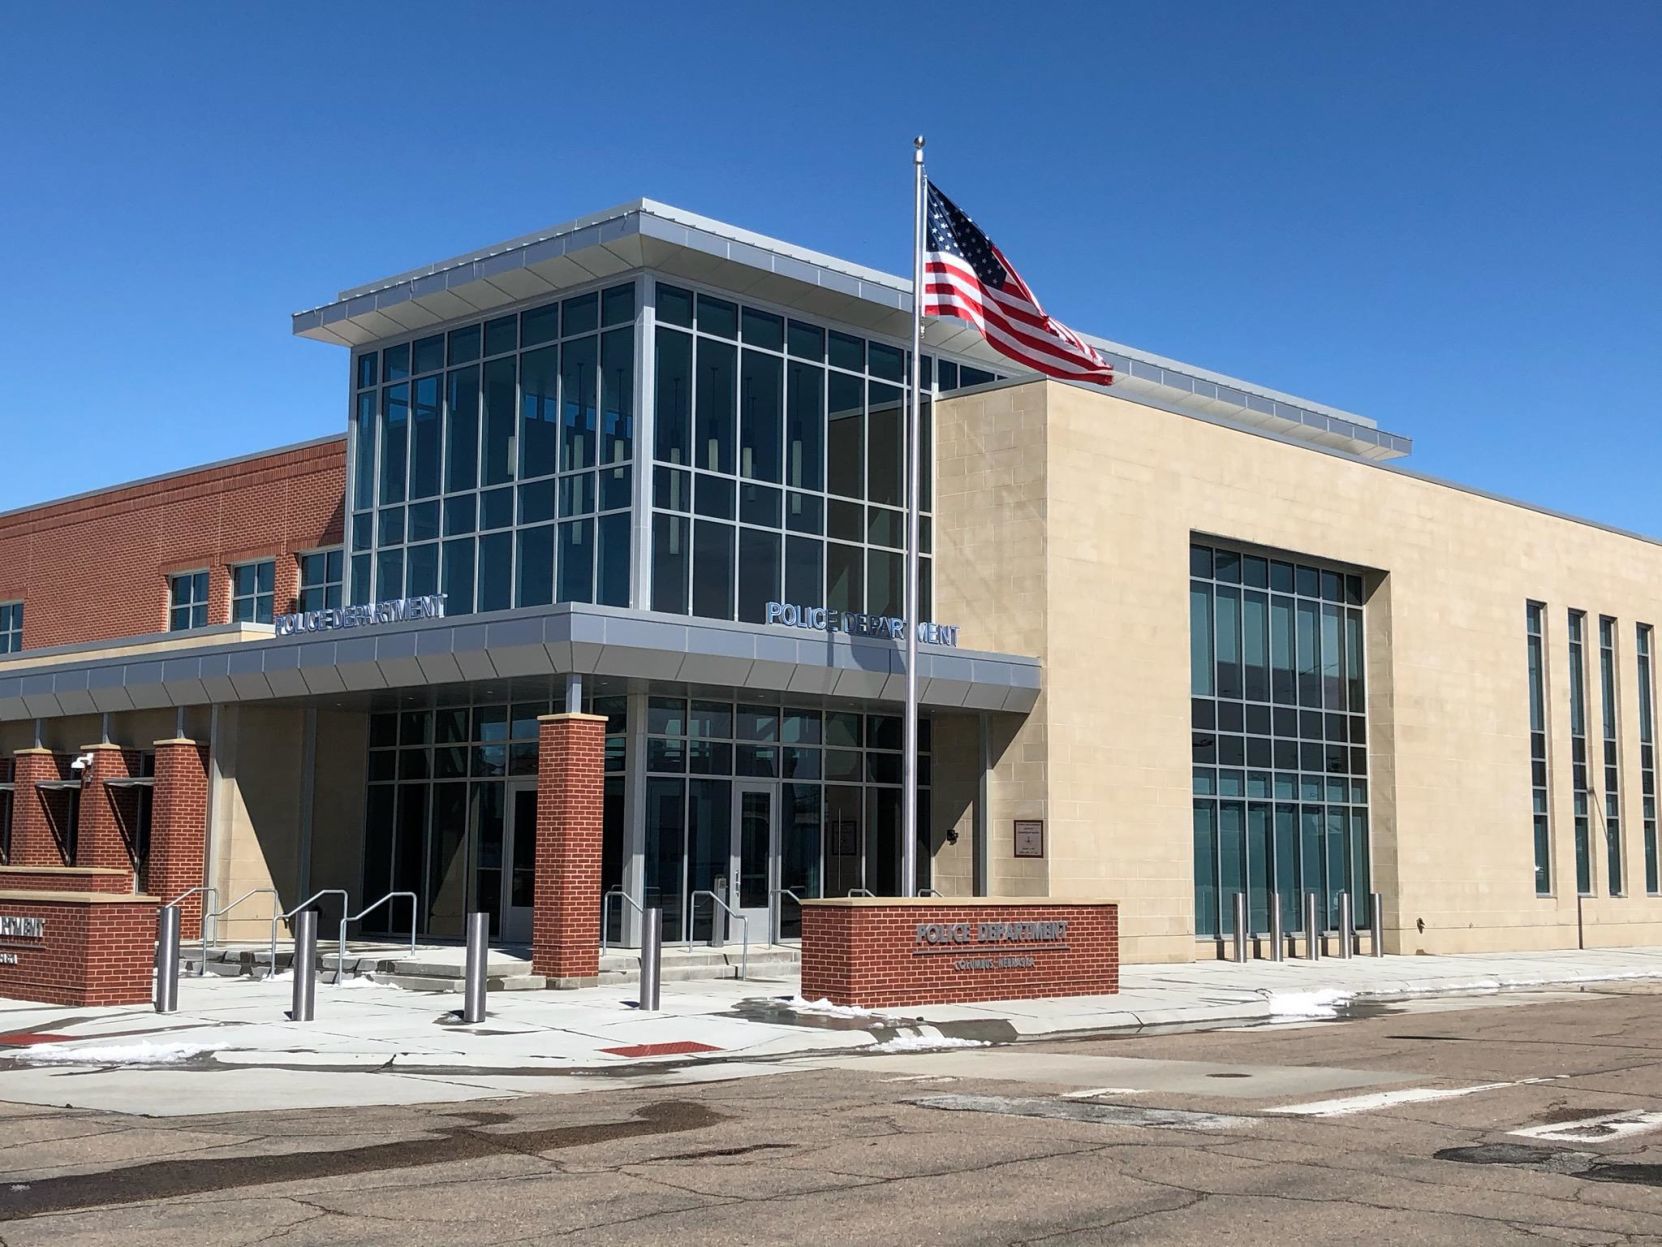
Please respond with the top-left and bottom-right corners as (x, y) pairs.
(937, 378), (1662, 962)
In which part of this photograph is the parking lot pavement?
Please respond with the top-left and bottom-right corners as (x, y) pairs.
(2, 984), (1661, 1245)
(5, 944), (1662, 1118)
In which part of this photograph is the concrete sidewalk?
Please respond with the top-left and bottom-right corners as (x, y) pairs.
(3, 944), (1660, 1116)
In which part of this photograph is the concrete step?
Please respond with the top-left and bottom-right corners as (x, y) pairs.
(370, 973), (547, 993)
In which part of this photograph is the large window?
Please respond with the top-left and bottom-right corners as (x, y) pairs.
(649, 280), (998, 624)
(169, 571), (209, 632)
(349, 282), (636, 616)
(643, 698), (931, 941)
(1568, 610), (1592, 895)
(298, 548), (344, 612)
(1525, 603), (1551, 894)
(1639, 624), (1658, 895)
(1599, 617), (1624, 895)
(364, 697), (626, 940)
(1190, 542), (1370, 940)
(0, 602), (20, 653)
(231, 560), (276, 624)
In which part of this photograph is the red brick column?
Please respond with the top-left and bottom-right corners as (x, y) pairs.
(10, 750), (69, 867)
(532, 713), (606, 987)
(149, 738), (210, 940)
(75, 744), (141, 878)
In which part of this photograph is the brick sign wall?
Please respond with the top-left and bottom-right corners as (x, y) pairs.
(0, 891), (159, 1006)
(801, 899), (1119, 1009)
(0, 867), (133, 895)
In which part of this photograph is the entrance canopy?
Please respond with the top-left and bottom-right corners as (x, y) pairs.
(0, 602), (1039, 723)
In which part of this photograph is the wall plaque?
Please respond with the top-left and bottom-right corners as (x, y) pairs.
(1013, 820), (1045, 859)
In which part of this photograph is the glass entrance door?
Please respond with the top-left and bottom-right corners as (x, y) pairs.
(730, 782), (777, 943)
(501, 783), (537, 944)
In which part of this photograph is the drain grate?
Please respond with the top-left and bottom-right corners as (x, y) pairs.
(914, 1094), (1253, 1131)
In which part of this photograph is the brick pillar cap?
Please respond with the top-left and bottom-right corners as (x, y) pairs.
(152, 738), (202, 747)
(536, 712), (609, 724)
(14, 747), (56, 757)
(79, 743), (130, 752)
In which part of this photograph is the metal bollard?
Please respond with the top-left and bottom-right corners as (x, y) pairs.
(1337, 892), (1354, 960)
(1369, 891), (1385, 957)
(1231, 893), (1249, 964)
(1268, 892), (1284, 962)
(1304, 891), (1322, 959)
(290, 909), (317, 1022)
(462, 911), (488, 1024)
(639, 907), (663, 1011)
(155, 904), (181, 1014)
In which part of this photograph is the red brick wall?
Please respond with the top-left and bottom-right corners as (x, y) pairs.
(147, 740), (209, 940)
(0, 867), (132, 894)
(0, 437), (345, 650)
(76, 746), (141, 872)
(0, 893), (159, 1006)
(532, 714), (605, 985)
(800, 902), (1119, 1008)
(9, 751), (71, 867)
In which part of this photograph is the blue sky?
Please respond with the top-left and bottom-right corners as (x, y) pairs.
(2, 3), (1657, 532)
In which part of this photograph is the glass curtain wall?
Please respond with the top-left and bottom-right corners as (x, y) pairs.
(649, 280), (999, 625)
(363, 696), (627, 939)
(643, 697), (930, 941)
(1525, 603), (1551, 894)
(1190, 542), (1370, 938)
(1568, 610), (1592, 895)
(1639, 624), (1658, 895)
(349, 282), (637, 615)
(1599, 618), (1624, 895)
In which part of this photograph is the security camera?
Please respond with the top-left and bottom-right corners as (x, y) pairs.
(70, 753), (95, 772)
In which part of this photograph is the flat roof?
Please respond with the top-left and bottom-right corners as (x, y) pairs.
(294, 199), (1410, 463)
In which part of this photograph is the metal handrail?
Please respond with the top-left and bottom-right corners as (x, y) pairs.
(601, 886), (644, 954)
(847, 887), (876, 898)
(338, 891), (418, 966)
(688, 889), (749, 981)
(163, 886), (216, 976)
(771, 887), (806, 943)
(200, 887), (279, 974)
(919, 887), (943, 897)
(269, 889), (349, 983)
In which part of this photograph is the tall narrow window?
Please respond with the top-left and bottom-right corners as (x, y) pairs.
(1526, 603), (1551, 895)
(1638, 624), (1658, 895)
(1568, 610), (1592, 895)
(1600, 617), (1624, 895)
(0, 602), (21, 654)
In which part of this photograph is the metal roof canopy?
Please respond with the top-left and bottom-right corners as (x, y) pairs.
(293, 199), (1410, 463)
(0, 602), (1040, 724)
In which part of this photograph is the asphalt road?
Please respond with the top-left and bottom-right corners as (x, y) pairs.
(3, 985), (1661, 1245)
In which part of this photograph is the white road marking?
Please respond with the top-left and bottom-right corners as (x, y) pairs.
(1269, 1077), (1561, 1117)
(1511, 1110), (1662, 1143)
(1061, 1087), (1151, 1099)
(880, 1074), (957, 1084)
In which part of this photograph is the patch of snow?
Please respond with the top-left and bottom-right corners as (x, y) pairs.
(1267, 989), (1350, 1019)
(19, 1039), (227, 1065)
(786, 996), (892, 1020)
(871, 1033), (988, 1053)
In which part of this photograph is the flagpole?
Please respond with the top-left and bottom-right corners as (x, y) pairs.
(902, 135), (925, 899)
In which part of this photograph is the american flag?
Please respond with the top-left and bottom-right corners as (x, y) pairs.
(922, 181), (1113, 387)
